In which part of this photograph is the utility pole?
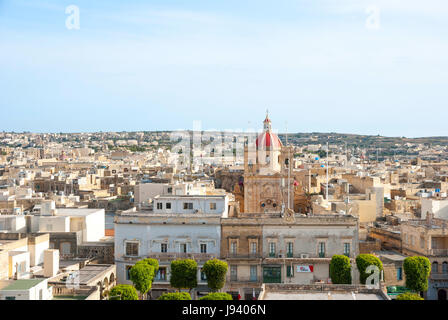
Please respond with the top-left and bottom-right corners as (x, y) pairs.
(286, 121), (291, 210)
(345, 183), (350, 214)
(344, 141), (348, 169)
(326, 140), (329, 201)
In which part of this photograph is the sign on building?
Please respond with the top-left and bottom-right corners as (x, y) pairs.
(296, 265), (313, 272)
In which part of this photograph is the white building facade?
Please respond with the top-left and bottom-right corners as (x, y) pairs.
(114, 194), (228, 298)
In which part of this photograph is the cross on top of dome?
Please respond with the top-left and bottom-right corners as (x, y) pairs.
(263, 109), (272, 131)
(256, 111), (282, 149)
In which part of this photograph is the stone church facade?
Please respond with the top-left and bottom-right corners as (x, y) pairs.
(220, 114), (360, 298)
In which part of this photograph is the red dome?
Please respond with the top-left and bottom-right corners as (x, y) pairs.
(256, 132), (283, 149)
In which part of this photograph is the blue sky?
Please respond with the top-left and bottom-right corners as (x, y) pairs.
(0, 0), (447, 137)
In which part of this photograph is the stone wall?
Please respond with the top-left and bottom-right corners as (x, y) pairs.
(52, 285), (99, 300)
(214, 169), (243, 193)
(262, 283), (389, 299)
(367, 227), (402, 251)
(221, 223), (263, 257)
(78, 242), (114, 264)
(382, 263), (405, 287)
(359, 239), (381, 254)
(88, 198), (133, 211)
(49, 232), (81, 258)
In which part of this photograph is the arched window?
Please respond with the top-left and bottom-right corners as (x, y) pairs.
(442, 262), (448, 274)
(432, 261), (439, 274)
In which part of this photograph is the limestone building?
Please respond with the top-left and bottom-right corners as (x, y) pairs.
(243, 113), (294, 214)
(220, 114), (360, 299)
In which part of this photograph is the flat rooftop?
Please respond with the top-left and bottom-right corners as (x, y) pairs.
(154, 195), (226, 199)
(78, 265), (113, 285)
(374, 250), (407, 262)
(52, 295), (87, 300)
(0, 279), (46, 291)
(59, 259), (88, 268)
(8, 250), (28, 256)
(0, 215), (25, 218)
(118, 211), (223, 218)
(55, 208), (104, 217)
(0, 240), (18, 246)
(263, 292), (385, 300)
(51, 264), (113, 285)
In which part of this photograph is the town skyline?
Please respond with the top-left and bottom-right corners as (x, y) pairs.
(1, 129), (448, 140)
(1, 0), (448, 306)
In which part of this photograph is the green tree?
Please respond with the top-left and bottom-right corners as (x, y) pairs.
(199, 292), (232, 300)
(129, 263), (155, 299)
(157, 292), (192, 300)
(109, 285), (139, 300)
(355, 254), (383, 285)
(170, 259), (198, 292)
(317, 149), (332, 159)
(403, 256), (431, 292)
(396, 292), (424, 300)
(330, 255), (352, 284)
(135, 258), (159, 281)
(135, 258), (159, 299)
(202, 259), (228, 292)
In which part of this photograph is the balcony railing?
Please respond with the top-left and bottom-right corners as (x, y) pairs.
(431, 272), (448, 280)
(146, 252), (216, 260)
(263, 253), (332, 260)
(226, 254), (262, 259)
(429, 249), (448, 256)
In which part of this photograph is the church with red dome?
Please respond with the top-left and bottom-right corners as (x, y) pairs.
(255, 114), (283, 150)
(242, 113), (294, 214)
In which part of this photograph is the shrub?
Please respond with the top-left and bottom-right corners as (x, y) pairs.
(170, 259), (198, 290)
(199, 292), (233, 300)
(330, 255), (352, 284)
(403, 256), (431, 292)
(129, 263), (155, 296)
(356, 254), (383, 285)
(396, 292), (424, 300)
(157, 292), (192, 300)
(109, 285), (139, 300)
(202, 259), (228, 291)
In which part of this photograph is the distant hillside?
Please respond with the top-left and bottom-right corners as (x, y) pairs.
(276, 133), (448, 148)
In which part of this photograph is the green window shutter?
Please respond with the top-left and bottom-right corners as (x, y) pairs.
(287, 266), (293, 277)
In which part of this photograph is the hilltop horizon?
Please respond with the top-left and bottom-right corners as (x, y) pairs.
(2, 130), (448, 140)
